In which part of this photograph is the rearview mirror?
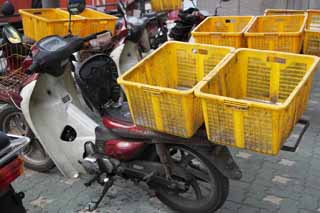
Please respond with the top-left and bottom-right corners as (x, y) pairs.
(117, 1), (126, 17)
(2, 24), (22, 44)
(68, 0), (86, 15)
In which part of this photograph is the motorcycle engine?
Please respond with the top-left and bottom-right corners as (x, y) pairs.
(75, 54), (120, 113)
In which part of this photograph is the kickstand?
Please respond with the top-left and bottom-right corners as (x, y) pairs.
(84, 173), (100, 187)
(88, 177), (114, 212)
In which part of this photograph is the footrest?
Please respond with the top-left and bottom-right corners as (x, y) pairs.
(281, 118), (310, 152)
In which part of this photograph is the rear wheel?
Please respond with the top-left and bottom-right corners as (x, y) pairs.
(0, 105), (54, 172)
(152, 145), (229, 213)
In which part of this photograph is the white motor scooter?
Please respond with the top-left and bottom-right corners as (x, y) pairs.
(19, 30), (242, 212)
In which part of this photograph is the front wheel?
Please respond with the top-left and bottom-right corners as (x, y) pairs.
(152, 145), (229, 213)
(0, 104), (54, 172)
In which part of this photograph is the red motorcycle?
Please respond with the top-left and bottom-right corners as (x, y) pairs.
(20, 29), (242, 212)
(0, 131), (30, 213)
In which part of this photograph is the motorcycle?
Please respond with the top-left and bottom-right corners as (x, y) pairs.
(20, 28), (242, 212)
(77, 1), (152, 76)
(0, 131), (30, 213)
(0, 24), (54, 172)
(169, 0), (231, 42)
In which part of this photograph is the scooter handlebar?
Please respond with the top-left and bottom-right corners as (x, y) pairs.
(26, 30), (111, 75)
(26, 62), (40, 75)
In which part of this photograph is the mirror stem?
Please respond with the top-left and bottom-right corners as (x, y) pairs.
(68, 12), (72, 35)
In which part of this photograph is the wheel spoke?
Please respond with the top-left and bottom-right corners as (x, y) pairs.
(186, 167), (210, 182)
(190, 179), (203, 200)
(179, 153), (195, 168)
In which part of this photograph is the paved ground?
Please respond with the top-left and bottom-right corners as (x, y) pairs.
(13, 66), (320, 213)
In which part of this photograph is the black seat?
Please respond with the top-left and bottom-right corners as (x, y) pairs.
(0, 131), (10, 151)
(127, 16), (148, 30)
(107, 102), (133, 123)
(144, 12), (167, 19)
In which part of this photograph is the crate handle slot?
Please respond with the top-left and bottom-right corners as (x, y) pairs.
(142, 87), (161, 94)
(192, 48), (208, 55)
(33, 12), (42, 15)
(275, 18), (285, 22)
(224, 100), (248, 111)
(225, 19), (236, 23)
(267, 56), (286, 64)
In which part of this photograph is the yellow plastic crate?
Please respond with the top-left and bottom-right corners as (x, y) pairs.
(192, 16), (254, 48)
(118, 41), (234, 138)
(245, 15), (307, 53)
(304, 10), (320, 56)
(151, 0), (182, 11)
(19, 8), (118, 41)
(264, 9), (306, 16)
(195, 48), (319, 155)
(19, 9), (86, 41)
(74, 8), (118, 35)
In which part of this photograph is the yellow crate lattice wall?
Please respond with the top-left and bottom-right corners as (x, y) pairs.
(118, 42), (234, 138)
(304, 10), (320, 56)
(192, 16), (254, 48)
(151, 0), (182, 11)
(245, 15), (307, 53)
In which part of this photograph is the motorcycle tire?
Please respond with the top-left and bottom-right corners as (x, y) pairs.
(0, 104), (55, 172)
(151, 144), (229, 213)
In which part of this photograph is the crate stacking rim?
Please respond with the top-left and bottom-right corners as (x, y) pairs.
(245, 15), (307, 53)
(118, 41), (235, 138)
(304, 10), (320, 56)
(192, 16), (254, 48)
(0, 43), (30, 96)
(195, 48), (319, 155)
(264, 9), (306, 16)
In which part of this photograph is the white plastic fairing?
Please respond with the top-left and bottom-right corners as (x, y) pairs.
(20, 69), (98, 178)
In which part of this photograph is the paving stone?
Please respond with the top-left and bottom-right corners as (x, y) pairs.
(227, 188), (247, 203)
(272, 176), (291, 184)
(298, 194), (318, 211)
(299, 210), (317, 213)
(236, 151), (252, 159)
(266, 187), (301, 201)
(279, 159), (296, 167)
(263, 195), (283, 205)
(244, 196), (279, 211)
(238, 205), (260, 213)
(279, 199), (299, 213)
(223, 200), (242, 211)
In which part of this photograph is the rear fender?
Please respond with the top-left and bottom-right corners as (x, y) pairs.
(193, 145), (242, 180)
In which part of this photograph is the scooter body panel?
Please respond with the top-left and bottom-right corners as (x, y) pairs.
(110, 40), (142, 78)
(20, 71), (98, 178)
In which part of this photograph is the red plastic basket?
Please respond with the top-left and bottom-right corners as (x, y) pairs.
(0, 43), (30, 96)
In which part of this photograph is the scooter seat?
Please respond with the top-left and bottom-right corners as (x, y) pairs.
(0, 131), (10, 151)
(144, 12), (167, 19)
(127, 16), (147, 30)
(107, 102), (133, 124)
